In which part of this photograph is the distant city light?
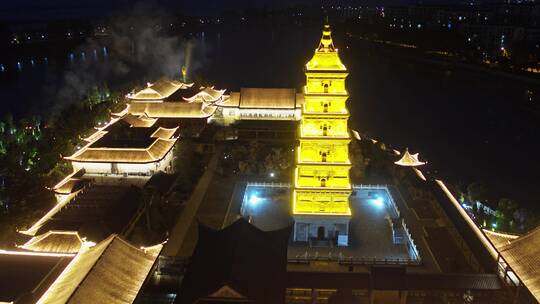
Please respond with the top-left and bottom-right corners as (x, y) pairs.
(269, 172), (275, 178)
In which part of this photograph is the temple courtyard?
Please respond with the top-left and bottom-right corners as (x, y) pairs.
(240, 184), (417, 263)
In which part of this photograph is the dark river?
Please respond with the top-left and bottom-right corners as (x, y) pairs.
(2, 25), (539, 209)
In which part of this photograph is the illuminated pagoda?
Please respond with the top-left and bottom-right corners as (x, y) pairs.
(394, 149), (426, 167)
(292, 22), (352, 244)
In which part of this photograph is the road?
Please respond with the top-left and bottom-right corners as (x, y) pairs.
(161, 147), (222, 256)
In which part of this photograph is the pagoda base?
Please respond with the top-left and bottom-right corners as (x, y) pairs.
(293, 214), (351, 246)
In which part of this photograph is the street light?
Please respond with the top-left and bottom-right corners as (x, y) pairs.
(372, 196), (384, 208)
(249, 194), (260, 206)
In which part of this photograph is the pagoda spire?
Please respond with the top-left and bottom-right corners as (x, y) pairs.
(306, 22), (346, 71)
(318, 19), (336, 52)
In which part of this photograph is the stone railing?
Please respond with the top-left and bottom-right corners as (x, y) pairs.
(246, 182), (292, 188)
(288, 255), (421, 266)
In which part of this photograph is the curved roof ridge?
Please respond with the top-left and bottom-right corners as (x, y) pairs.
(147, 138), (177, 160)
(394, 149), (426, 167)
(18, 230), (85, 254)
(150, 126), (179, 139)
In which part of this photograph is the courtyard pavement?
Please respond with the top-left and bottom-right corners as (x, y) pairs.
(241, 185), (411, 261)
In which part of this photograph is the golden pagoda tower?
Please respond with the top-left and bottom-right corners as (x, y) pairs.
(293, 22), (352, 244)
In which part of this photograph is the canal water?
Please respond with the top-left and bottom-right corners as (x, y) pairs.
(0, 46), (111, 117)
(2, 25), (538, 209)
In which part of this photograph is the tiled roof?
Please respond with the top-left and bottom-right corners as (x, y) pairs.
(37, 235), (162, 304)
(19, 231), (84, 254)
(496, 227), (540, 302)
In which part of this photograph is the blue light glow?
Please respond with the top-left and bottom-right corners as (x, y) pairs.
(372, 196), (384, 208)
(249, 195), (260, 205)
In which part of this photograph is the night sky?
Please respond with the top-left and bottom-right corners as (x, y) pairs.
(0, 0), (469, 20)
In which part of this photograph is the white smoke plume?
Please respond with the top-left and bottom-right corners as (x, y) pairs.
(49, 2), (206, 116)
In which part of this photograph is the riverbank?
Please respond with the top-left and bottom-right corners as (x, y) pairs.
(349, 35), (540, 85)
(344, 36), (539, 212)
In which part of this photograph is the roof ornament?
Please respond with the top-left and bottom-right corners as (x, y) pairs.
(394, 148), (426, 167)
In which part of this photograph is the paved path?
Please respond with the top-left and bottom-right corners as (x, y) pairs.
(387, 185), (440, 272)
(221, 182), (247, 229)
(162, 148), (222, 256)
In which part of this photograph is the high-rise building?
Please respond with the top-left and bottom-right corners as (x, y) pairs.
(292, 23), (352, 245)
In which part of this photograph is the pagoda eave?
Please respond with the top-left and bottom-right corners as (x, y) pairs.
(305, 67), (348, 73)
(299, 135), (351, 140)
(293, 212), (352, 217)
(302, 112), (349, 118)
(297, 161), (352, 166)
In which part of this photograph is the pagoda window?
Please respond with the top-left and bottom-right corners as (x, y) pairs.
(321, 152), (327, 162)
(323, 103), (328, 112)
(321, 124), (330, 136)
(321, 178), (327, 187)
(323, 83), (329, 93)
